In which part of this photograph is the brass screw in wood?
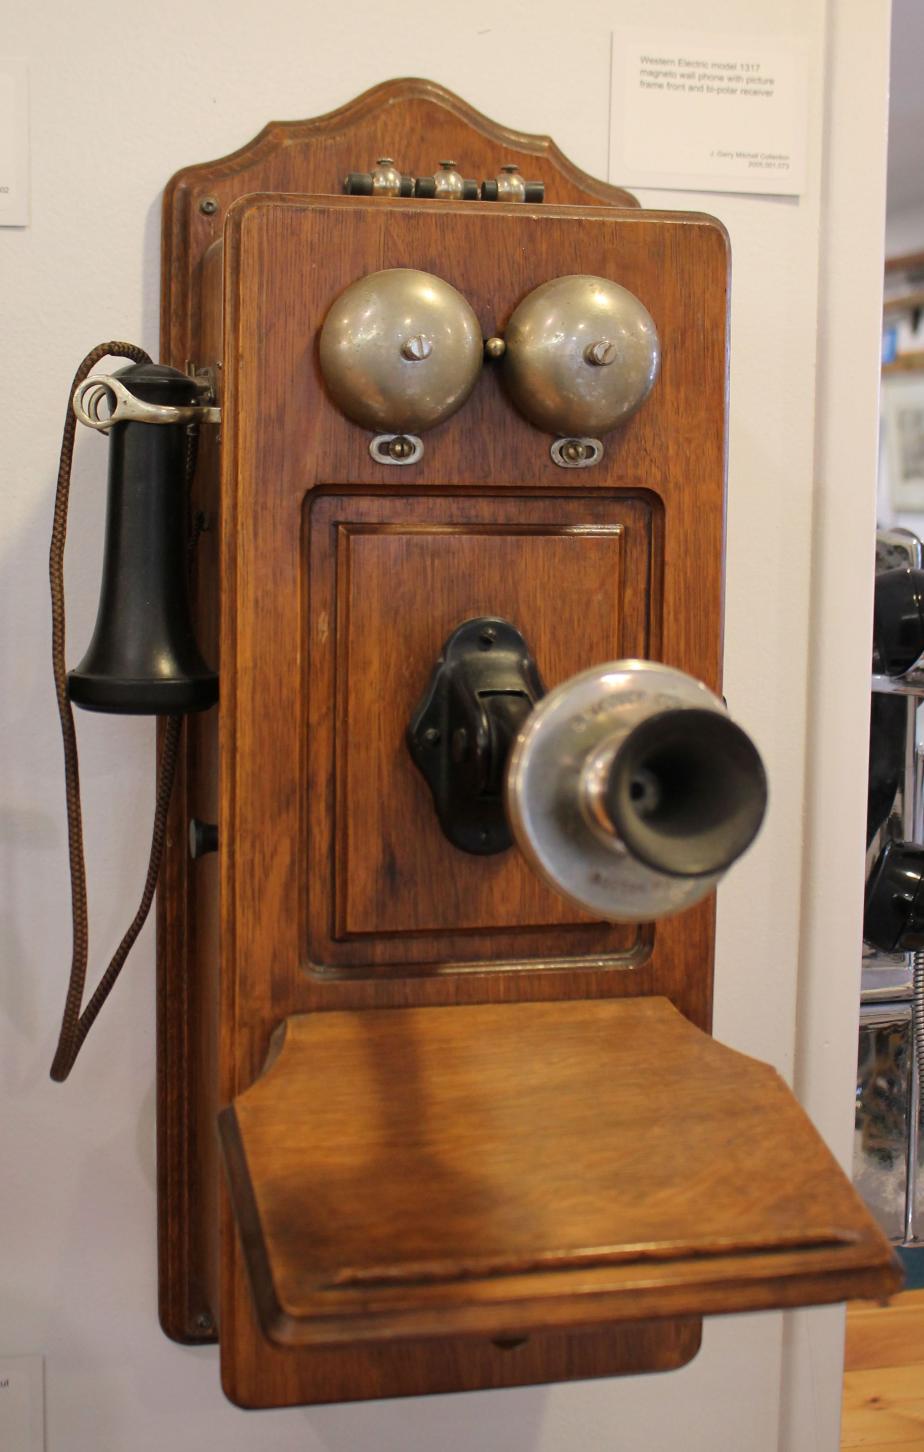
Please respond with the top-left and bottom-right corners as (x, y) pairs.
(386, 436), (415, 460)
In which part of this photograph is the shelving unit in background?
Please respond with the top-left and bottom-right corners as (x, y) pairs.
(883, 251), (924, 375)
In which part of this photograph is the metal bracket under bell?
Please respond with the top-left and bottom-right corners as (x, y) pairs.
(369, 433), (424, 465)
(551, 437), (604, 468)
(407, 618), (545, 855)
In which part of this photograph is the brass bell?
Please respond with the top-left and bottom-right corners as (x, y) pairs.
(319, 268), (483, 434)
(501, 275), (660, 437)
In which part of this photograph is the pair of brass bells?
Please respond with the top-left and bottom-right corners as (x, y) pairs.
(318, 268), (660, 440)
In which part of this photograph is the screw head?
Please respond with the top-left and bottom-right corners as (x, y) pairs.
(439, 160), (458, 170)
(386, 435), (415, 460)
(401, 334), (432, 361)
(484, 336), (506, 359)
(199, 196), (219, 216)
(479, 626), (497, 648)
(585, 339), (618, 367)
(561, 439), (590, 463)
(501, 164), (521, 174)
(376, 157), (395, 166)
(422, 727), (441, 747)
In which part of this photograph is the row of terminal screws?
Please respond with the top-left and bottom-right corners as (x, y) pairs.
(343, 159), (543, 202)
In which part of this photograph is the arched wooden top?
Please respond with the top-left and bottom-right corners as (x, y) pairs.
(161, 77), (638, 366)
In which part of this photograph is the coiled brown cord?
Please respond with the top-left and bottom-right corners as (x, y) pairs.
(49, 343), (182, 1081)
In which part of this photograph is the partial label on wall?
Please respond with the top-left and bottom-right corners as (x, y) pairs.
(610, 31), (808, 196)
(0, 59), (29, 226)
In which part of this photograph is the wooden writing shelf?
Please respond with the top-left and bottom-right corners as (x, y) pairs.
(220, 998), (899, 1349)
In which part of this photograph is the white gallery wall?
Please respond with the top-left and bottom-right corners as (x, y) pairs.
(0, 2), (890, 1450)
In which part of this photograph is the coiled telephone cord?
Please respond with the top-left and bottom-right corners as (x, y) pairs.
(915, 951), (924, 1100)
(49, 342), (181, 1081)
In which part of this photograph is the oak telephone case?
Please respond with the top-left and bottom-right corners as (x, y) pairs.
(48, 78), (899, 1408)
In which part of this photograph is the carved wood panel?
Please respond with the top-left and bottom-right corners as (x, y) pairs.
(306, 491), (657, 966)
(209, 191), (728, 1404)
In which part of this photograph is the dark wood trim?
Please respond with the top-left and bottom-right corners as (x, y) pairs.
(885, 249), (924, 276)
(883, 352), (924, 376)
(884, 290), (924, 315)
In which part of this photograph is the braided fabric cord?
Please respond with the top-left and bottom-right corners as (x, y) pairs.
(49, 342), (181, 1081)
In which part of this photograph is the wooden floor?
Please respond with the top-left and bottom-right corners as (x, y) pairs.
(843, 1290), (924, 1448)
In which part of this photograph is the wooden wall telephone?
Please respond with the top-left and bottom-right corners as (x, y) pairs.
(51, 79), (899, 1408)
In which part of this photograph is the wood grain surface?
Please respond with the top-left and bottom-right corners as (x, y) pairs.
(221, 998), (898, 1353)
(219, 191), (728, 1040)
(205, 189), (731, 1402)
(155, 82), (894, 1411)
(308, 493), (653, 960)
(161, 78), (639, 378)
(843, 1290), (924, 1449)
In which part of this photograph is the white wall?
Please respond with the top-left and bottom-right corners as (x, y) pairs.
(0, 2), (890, 1450)
(781, 2), (892, 1442)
